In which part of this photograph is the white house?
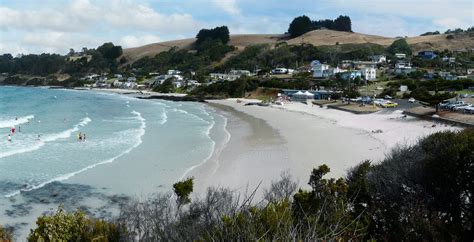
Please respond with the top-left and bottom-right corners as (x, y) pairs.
(229, 70), (251, 76)
(271, 68), (288, 74)
(360, 67), (377, 81)
(323, 67), (346, 77)
(210, 73), (241, 81)
(167, 70), (182, 75)
(370, 55), (386, 63)
(395, 53), (407, 59)
(312, 63), (330, 78)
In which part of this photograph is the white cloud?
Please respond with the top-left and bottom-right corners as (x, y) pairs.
(433, 18), (471, 30)
(213, 0), (241, 16)
(104, 1), (202, 33)
(119, 34), (162, 48)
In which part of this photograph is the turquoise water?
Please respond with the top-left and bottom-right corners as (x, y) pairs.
(0, 86), (222, 198)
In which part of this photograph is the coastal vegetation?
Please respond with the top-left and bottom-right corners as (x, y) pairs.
(17, 129), (473, 241)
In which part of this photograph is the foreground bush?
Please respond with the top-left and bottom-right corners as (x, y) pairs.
(0, 225), (13, 241)
(28, 206), (126, 241)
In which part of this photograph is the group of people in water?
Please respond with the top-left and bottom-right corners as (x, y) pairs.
(5, 117), (87, 143)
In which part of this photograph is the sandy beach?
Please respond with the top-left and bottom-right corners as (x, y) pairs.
(193, 98), (461, 195)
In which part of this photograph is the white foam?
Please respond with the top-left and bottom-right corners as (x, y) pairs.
(0, 117), (91, 159)
(160, 109), (168, 125)
(0, 115), (35, 129)
(5, 111), (146, 198)
(179, 113), (217, 180)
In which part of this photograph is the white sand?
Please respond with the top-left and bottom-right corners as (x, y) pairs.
(201, 99), (461, 193)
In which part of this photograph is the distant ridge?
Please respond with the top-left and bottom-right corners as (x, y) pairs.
(122, 29), (474, 64)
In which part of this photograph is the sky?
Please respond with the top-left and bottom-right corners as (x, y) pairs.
(0, 0), (472, 55)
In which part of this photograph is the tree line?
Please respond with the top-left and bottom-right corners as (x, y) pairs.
(288, 15), (352, 38)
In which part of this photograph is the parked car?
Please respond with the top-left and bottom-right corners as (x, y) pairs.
(440, 100), (454, 109)
(453, 103), (471, 111)
(447, 101), (465, 110)
(463, 106), (474, 114)
(384, 95), (393, 99)
(408, 97), (416, 103)
(381, 101), (398, 108)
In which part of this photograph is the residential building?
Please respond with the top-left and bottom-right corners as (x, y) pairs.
(352, 61), (377, 69)
(417, 51), (437, 60)
(311, 63), (330, 78)
(370, 55), (387, 63)
(127, 76), (137, 82)
(322, 67), (346, 77)
(340, 71), (362, 80)
(360, 67), (377, 81)
(229, 70), (251, 76)
(271, 68), (288, 74)
(442, 56), (456, 63)
(167, 70), (182, 75)
(210, 73), (241, 81)
(395, 53), (406, 59)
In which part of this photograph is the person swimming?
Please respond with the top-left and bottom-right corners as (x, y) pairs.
(7, 134), (12, 142)
(77, 132), (82, 141)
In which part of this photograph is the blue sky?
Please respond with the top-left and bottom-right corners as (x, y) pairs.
(0, 0), (472, 54)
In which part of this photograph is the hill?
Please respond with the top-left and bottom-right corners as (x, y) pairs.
(122, 29), (474, 64)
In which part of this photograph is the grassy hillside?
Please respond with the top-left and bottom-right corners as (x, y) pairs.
(122, 29), (474, 64)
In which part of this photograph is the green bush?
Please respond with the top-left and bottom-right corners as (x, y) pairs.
(28, 206), (126, 241)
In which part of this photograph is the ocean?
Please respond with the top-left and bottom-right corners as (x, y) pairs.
(0, 86), (228, 199)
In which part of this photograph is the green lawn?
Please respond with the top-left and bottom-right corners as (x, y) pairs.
(456, 89), (474, 95)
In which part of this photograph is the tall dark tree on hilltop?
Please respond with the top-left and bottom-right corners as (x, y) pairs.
(333, 15), (352, 32)
(195, 26), (230, 45)
(288, 15), (353, 38)
(288, 15), (314, 38)
(97, 42), (123, 60)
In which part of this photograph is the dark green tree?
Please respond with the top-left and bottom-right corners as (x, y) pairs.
(333, 15), (352, 32)
(173, 177), (194, 207)
(411, 87), (456, 112)
(387, 38), (412, 55)
(288, 15), (314, 38)
(196, 26), (230, 46)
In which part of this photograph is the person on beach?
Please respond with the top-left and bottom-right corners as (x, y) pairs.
(11, 126), (15, 134)
(37, 134), (41, 141)
(8, 134), (12, 142)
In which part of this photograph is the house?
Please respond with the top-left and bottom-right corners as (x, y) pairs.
(341, 60), (353, 69)
(340, 71), (362, 80)
(395, 53), (406, 59)
(311, 62), (330, 78)
(229, 70), (251, 76)
(272, 68), (288, 74)
(322, 67), (346, 77)
(370, 55), (387, 63)
(210, 73), (241, 81)
(417, 51), (437, 60)
(113, 80), (124, 87)
(127, 76), (137, 82)
(352, 61), (377, 69)
(394, 63), (415, 75)
(439, 71), (458, 81)
(400, 85), (408, 92)
(360, 67), (377, 81)
(442, 56), (456, 63)
(467, 69), (474, 75)
(167, 70), (182, 75)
